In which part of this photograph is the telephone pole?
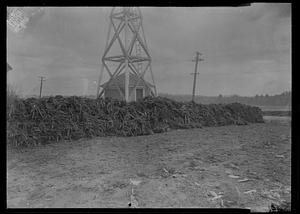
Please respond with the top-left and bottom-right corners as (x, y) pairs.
(191, 51), (203, 102)
(38, 76), (46, 98)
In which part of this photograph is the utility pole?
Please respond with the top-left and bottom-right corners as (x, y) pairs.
(191, 51), (203, 102)
(38, 76), (46, 98)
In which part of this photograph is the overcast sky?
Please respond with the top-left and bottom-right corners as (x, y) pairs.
(7, 4), (291, 97)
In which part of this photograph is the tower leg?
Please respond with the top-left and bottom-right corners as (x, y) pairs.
(96, 9), (113, 98)
(124, 8), (129, 102)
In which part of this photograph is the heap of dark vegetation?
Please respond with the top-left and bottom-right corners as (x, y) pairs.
(7, 96), (264, 147)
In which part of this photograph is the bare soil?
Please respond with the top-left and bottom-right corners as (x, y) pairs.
(7, 116), (291, 211)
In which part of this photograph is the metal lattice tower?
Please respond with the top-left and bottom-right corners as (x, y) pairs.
(96, 7), (157, 101)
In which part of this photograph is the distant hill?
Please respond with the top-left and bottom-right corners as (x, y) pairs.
(159, 91), (291, 111)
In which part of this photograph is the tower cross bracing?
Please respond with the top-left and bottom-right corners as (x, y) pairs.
(96, 7), (157, 101)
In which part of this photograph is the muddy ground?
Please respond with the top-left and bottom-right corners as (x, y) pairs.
(7, 116), (291, 211)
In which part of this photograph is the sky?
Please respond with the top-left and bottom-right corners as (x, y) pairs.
(7, 4), (291, 97)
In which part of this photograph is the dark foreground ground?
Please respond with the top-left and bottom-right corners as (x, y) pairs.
(7, 116), (291, 211)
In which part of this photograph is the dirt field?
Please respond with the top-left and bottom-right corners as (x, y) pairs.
(7, 116), (291, 211)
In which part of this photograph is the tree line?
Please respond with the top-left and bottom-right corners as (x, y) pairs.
(159, 91), (291, 108)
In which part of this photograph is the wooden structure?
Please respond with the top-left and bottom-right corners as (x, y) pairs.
(100, 72), (154, 102)
(96, 7), (157, 102)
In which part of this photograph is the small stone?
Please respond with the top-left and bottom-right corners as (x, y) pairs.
(271, 192), (281, 199)
(228, 175), (240, 179)
(225, 169), (232, 174)
(229, 163), (239, 169)
(244, 189), (256, 194)
(207, 191), (218, 197)
(238, 178), (250, 182)
(130, 179), (142, 186)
